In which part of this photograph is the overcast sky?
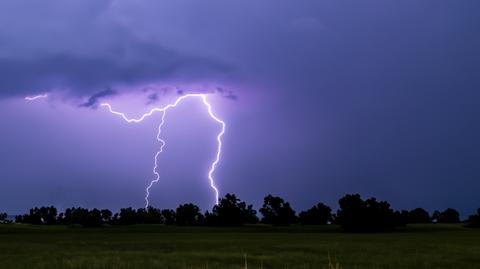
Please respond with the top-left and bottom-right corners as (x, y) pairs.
(1, 0), (479, 216)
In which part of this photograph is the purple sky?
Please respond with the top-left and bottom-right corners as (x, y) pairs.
(1, 1), (479, 216)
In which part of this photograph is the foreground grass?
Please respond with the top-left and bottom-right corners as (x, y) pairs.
(0, 224), (479, 269)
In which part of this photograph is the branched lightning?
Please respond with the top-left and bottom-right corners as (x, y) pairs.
(25, 94), (48, 101)
(100, 94), (225, 208)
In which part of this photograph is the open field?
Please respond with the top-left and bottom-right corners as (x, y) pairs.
(0, 224), (479, 269)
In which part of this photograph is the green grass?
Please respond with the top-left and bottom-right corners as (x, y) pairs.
(0, 224), (479, 269)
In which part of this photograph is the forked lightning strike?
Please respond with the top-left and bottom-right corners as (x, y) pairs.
(100, 94), (225, 208)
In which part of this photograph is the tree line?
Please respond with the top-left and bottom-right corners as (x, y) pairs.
(3, 193), (480, 231)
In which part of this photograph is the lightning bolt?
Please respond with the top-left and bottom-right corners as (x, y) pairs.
(25, 94), (48, 101)
(100, 94), (225, 208)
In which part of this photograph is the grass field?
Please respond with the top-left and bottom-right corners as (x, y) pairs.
(0, 224), (479, 269)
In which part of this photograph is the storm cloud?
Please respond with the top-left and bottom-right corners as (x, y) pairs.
(0, 0), (234, 98)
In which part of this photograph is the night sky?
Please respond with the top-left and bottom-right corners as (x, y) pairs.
(1, 1), (479, 217)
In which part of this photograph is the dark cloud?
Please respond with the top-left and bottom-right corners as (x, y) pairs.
(147, 93), (158, 103)
(215, 87), (237, 101)
(0, 0), (234, 98)
(0, 45), (232, 98)
(81, 89), (116, 108)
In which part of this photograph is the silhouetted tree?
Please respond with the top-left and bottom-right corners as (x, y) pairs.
(15, 212), (27, 223)
(16, 206), (167, 226)
(432, 210), (440, 222)
(136, 208), (148, 223)
(176, 203), (204, 226)
(466, 208), (480, 228)
(111, 213), (120, 225)
(259, 195), (296, 225)
(61, 207), (87, 225)
(118, 207), (138, 225)
(101, 209), (112, 224)
(16, 206), (58, 224)
(432, 208), (460, 223)
(336, 194), (397, 232)
(330, 213), (338, 224)
(84, 208), (103, 227)
(206, 193), (258, 226)
(408, 208), (431, 223)
(144, 207), (163, 224)
(161, 209), (176, 225)
(57, 207), (111, 227)
(299, 202), (332, 225)
(136, 207), (163, 224)
(0, 212), (8, 223)
(42, 206), (58, 224)
(393, 210), (409, 227)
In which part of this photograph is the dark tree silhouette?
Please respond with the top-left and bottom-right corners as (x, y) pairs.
(136, 208), (148, 223)
(56, 207), (105, 227)
(432, 208), (460, 223)
(16, 206), (58, 224)
(466, 208), (480, 228)
(111, 213), (120, 224)
(118, 207), (138, 225)
(10, 193), (470, 230)
(259, 195), (296, 225)
(15, 215), (23, 223)
(206, 193), (258, 226)
(71, 208), (88, 225)
(60, 207), (88, 225)
(393, 210), (409, 227)
(408, 208), (431, 223)
(101, 209), (113, 223)
(161, 209), (176, 225)
(136, 207), (163, 224)
(145, 207), (163, 224)
(176, 203), (204, 226)
(299, 202), (332, 225)
(336, 194), (397, 232)
(0, 212), (8, 223)
(84, 208), (104, 227)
